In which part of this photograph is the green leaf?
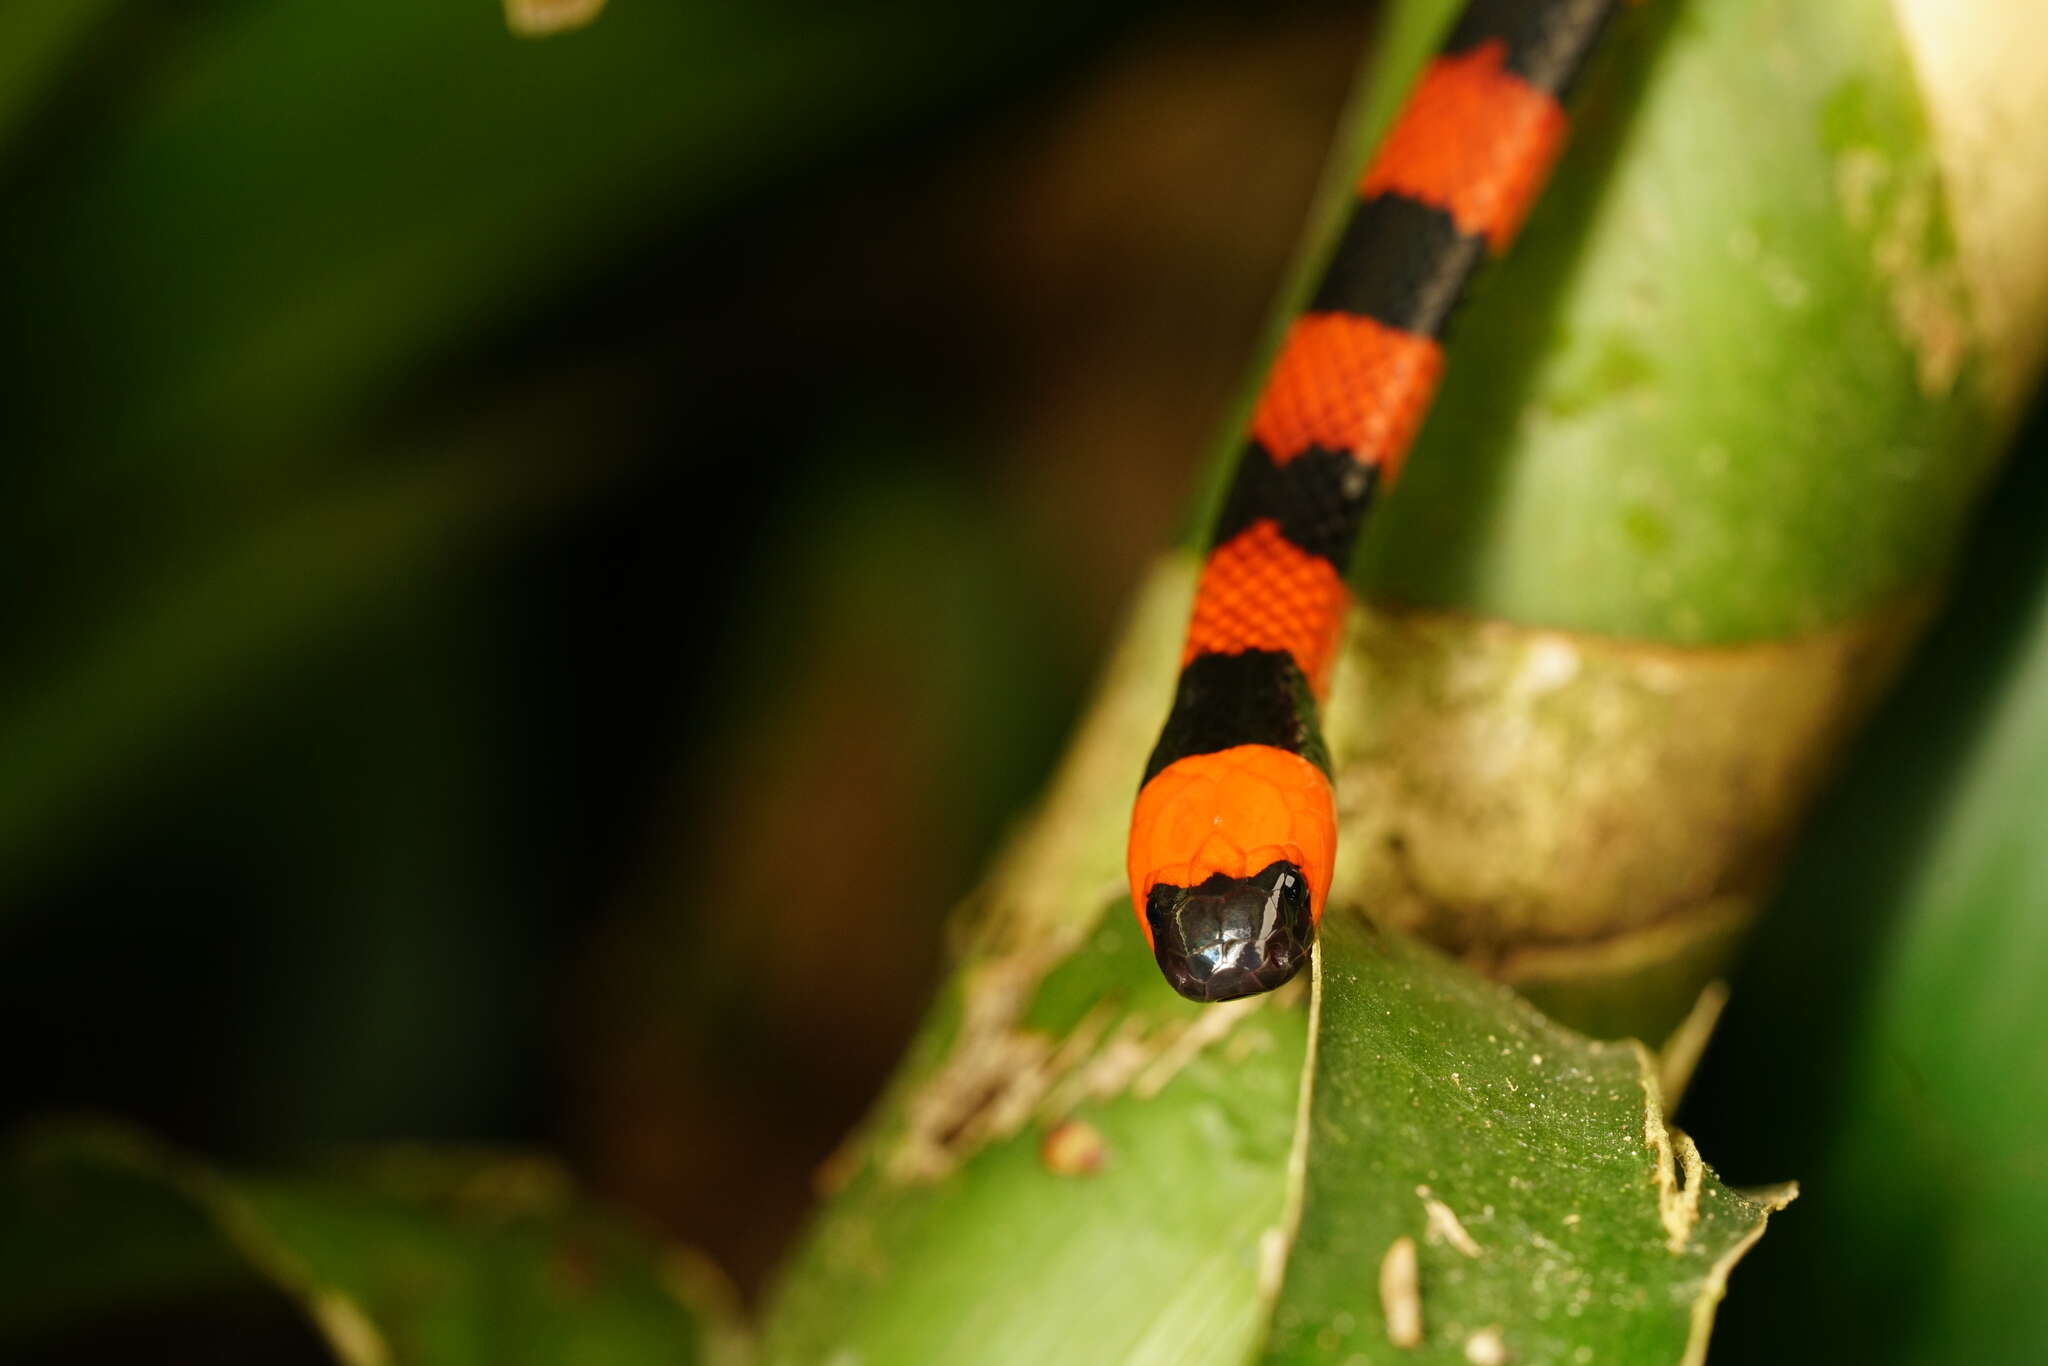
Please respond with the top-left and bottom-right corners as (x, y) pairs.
(1265, 913), (1789, 1365)
(763, 904), (1308, 1366)
(1, 1123), (744, 1365)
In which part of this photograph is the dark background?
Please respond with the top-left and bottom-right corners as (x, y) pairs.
(0, 0), (1370, 1296)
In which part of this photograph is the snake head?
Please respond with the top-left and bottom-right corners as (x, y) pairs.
(1143, 860), (1313, 1002)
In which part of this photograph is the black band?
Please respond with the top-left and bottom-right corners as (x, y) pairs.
(1143, 649), (1332, 784)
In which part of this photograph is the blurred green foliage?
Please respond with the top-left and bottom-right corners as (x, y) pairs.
(1692, 396), (2048, 1363)
(0, 0), (1184, 1313)
(3, 1123), (737, 1363)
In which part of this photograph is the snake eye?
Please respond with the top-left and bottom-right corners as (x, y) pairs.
(1143, 860), (1313, 1002)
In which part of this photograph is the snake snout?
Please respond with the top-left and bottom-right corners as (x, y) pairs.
(1143, 860), (1312, 1003)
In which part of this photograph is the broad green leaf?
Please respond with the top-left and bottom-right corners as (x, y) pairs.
(1, 1123), (744, 1365)
(764, 904), (1308, 1366)
(1264, 914), (1789, 1365)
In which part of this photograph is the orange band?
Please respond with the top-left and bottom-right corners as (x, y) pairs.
(1250, 313), (1443, 480)
(1358, 41), (1569, 252)
(1128, 744), (1337, 944)
(1181, 520), (1348, 698)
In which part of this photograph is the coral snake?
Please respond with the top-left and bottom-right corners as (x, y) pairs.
(1127, 0), (1623, 1002)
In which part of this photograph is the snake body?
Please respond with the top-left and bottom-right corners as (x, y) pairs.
(1127, 0), (1623, 1001)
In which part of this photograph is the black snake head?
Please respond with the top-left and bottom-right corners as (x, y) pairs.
(1143, 860), (1313, 1003)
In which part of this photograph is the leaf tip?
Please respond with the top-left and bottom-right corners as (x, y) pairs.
(1635, 1043), (1707, 1252)
(307, 1290), (392, 1366)
(503, 0), (608, 38)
